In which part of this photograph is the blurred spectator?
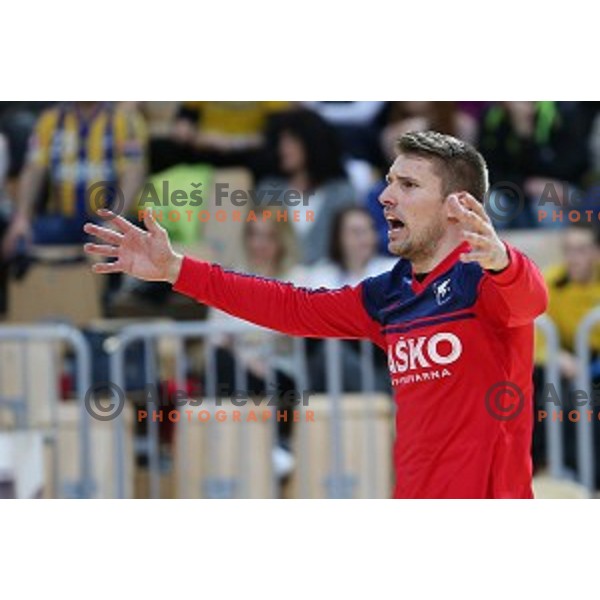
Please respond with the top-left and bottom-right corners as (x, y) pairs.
(207, 208), (299, 478)
(0, 133), (8, 202)
(533, 220), (600, 478)
(135, 102), (179, 138)
(457, 101), (491, 123)
(150, 101), (291, 178)
(302, 101), (386, 166)
(478, 101), (590, 229)
(0, 133), (9, 314)
(292, 207), (396, 393)
(295, 206), (396, 287)
(1, 101), (146, 254)
(380, 102), (478, 160)
(257, 109), (357, 265)
(363, 136), (397, 256)
(585, 102), (600, 184)
(0, 102), (57, 182)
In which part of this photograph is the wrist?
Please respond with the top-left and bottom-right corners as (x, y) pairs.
(487, 244), (510, 273)
(166, 253), (184, 284)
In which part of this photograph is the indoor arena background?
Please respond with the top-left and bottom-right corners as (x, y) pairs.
(1, 101), (599, 499)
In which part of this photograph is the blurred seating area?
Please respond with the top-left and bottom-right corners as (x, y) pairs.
(2, 101), (599, 319)
(1, 101), (600, 498)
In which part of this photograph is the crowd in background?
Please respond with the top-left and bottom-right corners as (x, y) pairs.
(1, 102), (600, 256)
(1, 101), (600, 481)
(1, 101), (600, 313)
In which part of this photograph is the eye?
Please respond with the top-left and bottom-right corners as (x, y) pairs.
(402, 181), (416, 189)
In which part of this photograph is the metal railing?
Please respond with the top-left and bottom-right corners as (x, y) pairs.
(3, 311), (599, 498)
(0, 324), (93, 498)
(575, 307), (600, 496)
(107, 320), (387, 499)
(535, 315), (563, 479)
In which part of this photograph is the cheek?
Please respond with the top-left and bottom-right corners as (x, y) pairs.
(405, 201), (433, 225)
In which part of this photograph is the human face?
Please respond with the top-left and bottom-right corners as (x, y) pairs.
(563, 228), (598, 283)
(340, 211), (377, 268)
(246, 220), (281, 267)
(279, 130), (306, 174)
(379, 153), (448, 262)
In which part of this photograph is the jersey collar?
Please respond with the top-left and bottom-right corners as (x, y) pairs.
(410, 241), (471, 295)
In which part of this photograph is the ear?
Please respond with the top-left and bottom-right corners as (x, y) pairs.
(445, 193), (461, 221)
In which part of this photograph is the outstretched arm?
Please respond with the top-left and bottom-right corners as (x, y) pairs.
(83, 210), (384, 345)
(172, 255), (381, 341)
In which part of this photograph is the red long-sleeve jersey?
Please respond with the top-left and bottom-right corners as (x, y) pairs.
(173, 240), (548, 499)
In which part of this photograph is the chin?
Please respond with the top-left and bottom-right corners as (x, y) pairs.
(388, 241), (411, 258)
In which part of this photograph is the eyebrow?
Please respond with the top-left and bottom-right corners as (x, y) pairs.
(386, 173), (419, 184)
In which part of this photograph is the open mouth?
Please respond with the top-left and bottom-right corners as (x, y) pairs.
(386, 217), (405, 231)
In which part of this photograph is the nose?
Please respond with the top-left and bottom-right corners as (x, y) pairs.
(378, 184), (396, 207)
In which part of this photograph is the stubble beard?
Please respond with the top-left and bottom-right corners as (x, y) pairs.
(388, 218), (446, 265)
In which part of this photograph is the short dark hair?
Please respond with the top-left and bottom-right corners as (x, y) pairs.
(396, 130), (489, 201)
(268, 109), (347, 188)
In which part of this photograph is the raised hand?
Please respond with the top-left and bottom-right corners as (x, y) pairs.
(447, 192), (510, 272)
(83, 209), (183, 283)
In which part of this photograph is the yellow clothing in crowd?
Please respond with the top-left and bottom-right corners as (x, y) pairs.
(180, 101), (290, 139)
(535, 263), (600, 364)
(29, 102), (147, 217)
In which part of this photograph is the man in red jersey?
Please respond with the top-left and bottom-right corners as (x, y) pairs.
(83, 131), (548, 499)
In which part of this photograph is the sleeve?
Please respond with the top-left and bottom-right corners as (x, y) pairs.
(172, 256), (386, 347)
(476, 241), (549, 328)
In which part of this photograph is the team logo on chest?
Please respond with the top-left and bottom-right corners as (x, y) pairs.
(433, 277), (452, 306)
(387, 331), (462, 385)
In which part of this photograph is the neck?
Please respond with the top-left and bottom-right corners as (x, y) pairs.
(411, 233), (463, 275)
